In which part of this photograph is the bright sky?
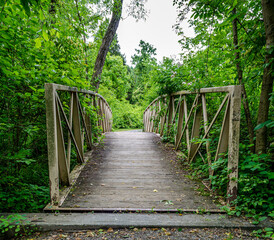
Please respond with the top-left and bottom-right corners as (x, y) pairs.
(117, 0), (194, 65)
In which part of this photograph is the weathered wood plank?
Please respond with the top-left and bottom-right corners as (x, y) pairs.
(61, 131), (219, 210)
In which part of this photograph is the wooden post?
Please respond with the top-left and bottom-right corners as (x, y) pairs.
(72, 92), (84, 163)
(215, 98), (230, 162)
(93, 96), (98, 139)
(101, 101), (106, 133)
(55, 95), (70, 186)
(155, 100), (161, 133)
(97, 98), (103, 132)
(227, 86), (241, 204)
(67, 92), (73, 171)
(188, 96), (202, 162)
(147, 109), (151, 132)
(85, 98), (92, 149)
(150, 104), (156, 132)
(167, 96), (174, 136)
(175, 99), (184, 146)
(160, 98), (168, 137)
(201, 94), (211, 173)
(175, 95), (199, 151)
(184, 96), (190, 151)
(45, 83), (59, 206)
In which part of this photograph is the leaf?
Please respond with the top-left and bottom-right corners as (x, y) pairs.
(160, 200), (173, 205)
(254, 120), (272, 130)
(34, 38), (42, 48)
(232, 0), (237, 8)
(219, 11), (243, 27)
(0, 32), (11, 40)
(29, 86), (36, 92)
(259, 216), (267, 222)
(39, 9), (44, 21)
(20, 0), (30, 16)
(42, 26), (49, 41)
(268, 212), (274, 218)
(0, 0), (5, 7)
(268, 172), (274, 180)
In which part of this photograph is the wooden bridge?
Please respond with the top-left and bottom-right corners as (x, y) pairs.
(44, 83), (241, 212)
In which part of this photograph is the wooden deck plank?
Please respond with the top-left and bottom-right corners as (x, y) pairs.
(61, 132), (220, 210)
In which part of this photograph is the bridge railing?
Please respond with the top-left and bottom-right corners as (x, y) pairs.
(143, 86), (241, 204)
(45, 83), (112, 206)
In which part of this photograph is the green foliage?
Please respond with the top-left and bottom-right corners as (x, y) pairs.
(179, 142), (274, 219)
(112, 101), (143, 129)
(0, 214), (27, 236)
(253, 228), (274, 239)
(99, 84), (143, 129)
(0, 176), (49, 212)
(236, 144), (274, 218)
(152, 57), (186, 95)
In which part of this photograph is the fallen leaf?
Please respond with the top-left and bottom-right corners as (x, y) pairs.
(86, 231), (94, 237)
(59, 234), (67, 238)
(133, 228), (138, 231)
(160, 200), (173, 205)
(101, 184), (105, 186)
(107, 227), (113, 232)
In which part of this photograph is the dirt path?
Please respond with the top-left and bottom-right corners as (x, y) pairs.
(62, 131), (219, 210)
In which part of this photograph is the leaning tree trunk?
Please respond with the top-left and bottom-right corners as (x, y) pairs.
(232, 8), (255, 153)
(255, 0), (274, 154)
(92, 0), (123, 90)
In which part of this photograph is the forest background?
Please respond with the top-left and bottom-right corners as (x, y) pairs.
(0, 0), (273, 226)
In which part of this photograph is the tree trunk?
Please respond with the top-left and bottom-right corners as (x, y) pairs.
(232, 8), (255, 152)
(92, 0), (123, 90)
(255, 0), (274, 154)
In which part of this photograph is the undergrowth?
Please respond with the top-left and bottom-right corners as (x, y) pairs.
(176, 142), (274, 222)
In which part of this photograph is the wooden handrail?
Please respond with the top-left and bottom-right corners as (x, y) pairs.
(45, 83), (112, 206)
(143, 85), (241, 204)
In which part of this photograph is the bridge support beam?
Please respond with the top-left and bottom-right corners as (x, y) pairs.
(227, 85), (241, 204)
(45, 84), (59, 206)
